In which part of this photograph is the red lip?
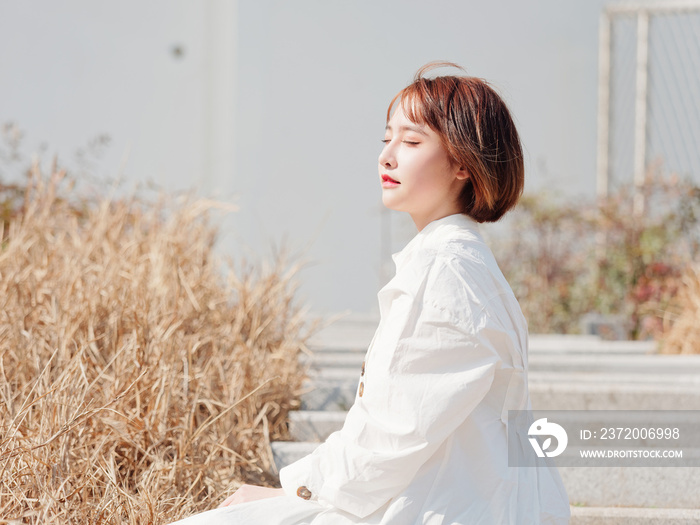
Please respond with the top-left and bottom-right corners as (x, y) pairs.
(381, 174), (400, 184)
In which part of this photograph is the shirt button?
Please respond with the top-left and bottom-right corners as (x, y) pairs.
(297, 486), (312, 500)
(361, 361), (365, 375)
(359, 382), (364, 397)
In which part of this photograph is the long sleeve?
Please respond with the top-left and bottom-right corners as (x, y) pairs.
(280, 277), (504, 518)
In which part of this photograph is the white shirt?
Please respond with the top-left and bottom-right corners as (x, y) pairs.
(171, 214), (571, 525)
(279, 214), (571, 524)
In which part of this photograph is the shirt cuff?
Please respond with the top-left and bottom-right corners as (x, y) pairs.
(279, 448), (323, 502)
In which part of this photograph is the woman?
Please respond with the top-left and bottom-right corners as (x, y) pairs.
(171, 62), (571, 524)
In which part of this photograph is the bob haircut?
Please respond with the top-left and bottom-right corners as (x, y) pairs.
(387, 62), (524, 223)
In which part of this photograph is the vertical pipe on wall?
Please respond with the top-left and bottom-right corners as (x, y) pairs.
(203, 0), (238, 196)
(596, 10), (612, 201)
(633, 10), (649, 216)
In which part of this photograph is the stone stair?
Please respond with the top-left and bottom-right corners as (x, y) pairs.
(272, 315), (700, 524)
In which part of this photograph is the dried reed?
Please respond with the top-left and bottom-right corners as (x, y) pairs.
(662, 265), (700, 354)
(0, 162), (312, 523)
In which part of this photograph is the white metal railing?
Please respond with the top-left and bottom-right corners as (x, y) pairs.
(596, 1), (700, 214)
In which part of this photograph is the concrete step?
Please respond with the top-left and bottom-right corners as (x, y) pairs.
(303, 352), (700, 375)
(288, 410), (346, 442)
(561, 465), (700, 509)
(308, 317), (658, 356)
(529, 381), (700, 410)
(310, 368), (700, 386)
(527, 336), (657, 355)
(306, 315), (377, 352)
(308, 337), (657, 356)
(290, 407), (700, 444)
(569, 506), (700, 524)
(300, 377), (355, 411)
(269, 441), (700, 510)
(300, 375), (700, 412)
(270, 441), (319, 474)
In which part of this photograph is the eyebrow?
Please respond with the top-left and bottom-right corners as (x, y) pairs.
(384, 124), (429, 136)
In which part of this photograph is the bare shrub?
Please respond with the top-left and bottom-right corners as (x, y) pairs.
(0, 162), (311, 523)
(489, 192), (595, 334)
(491, 172), (700, 338)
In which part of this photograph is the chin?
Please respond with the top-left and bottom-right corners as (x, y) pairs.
(381, 195), (400, 211)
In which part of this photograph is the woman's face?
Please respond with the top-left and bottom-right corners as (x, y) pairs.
(378, 103), (467, 231)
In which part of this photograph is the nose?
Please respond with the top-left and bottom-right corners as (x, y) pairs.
(378, 141), (396, 169)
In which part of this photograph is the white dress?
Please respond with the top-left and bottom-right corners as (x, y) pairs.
(171, 214), (571, 525)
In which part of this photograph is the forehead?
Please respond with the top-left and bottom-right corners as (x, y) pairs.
(387, 91), (428, 124)
(385, 104), (433, 139)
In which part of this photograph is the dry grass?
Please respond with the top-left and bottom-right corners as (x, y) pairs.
(662, 264), (700, 354)
(0, 163), (312, 523)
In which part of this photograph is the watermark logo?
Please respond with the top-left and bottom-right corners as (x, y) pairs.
(528, 418), (568, 457)
(509, 410), (698, 467)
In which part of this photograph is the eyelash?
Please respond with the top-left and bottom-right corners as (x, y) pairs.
(381, 139), (419, 145)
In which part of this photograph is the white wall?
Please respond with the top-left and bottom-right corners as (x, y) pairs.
(0, 1), (236, 191)
(0, 0), (614, 314)
(230, 0), (611, 313)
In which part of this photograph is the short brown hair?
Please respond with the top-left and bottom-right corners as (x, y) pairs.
(387, 62), (524, 223)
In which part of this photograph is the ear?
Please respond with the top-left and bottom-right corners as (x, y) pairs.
(454, 166), (469, 181)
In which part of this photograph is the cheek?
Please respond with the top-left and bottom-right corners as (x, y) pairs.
(413, 152), (451, 182)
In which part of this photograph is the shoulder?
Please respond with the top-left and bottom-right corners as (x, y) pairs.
(421, 227), (522, 333)
(388, 214), (524, 331)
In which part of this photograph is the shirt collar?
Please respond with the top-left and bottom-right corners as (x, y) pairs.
(391, 213), (480, 267)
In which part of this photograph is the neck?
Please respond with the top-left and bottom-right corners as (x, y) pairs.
(410, 210), (462, 232)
